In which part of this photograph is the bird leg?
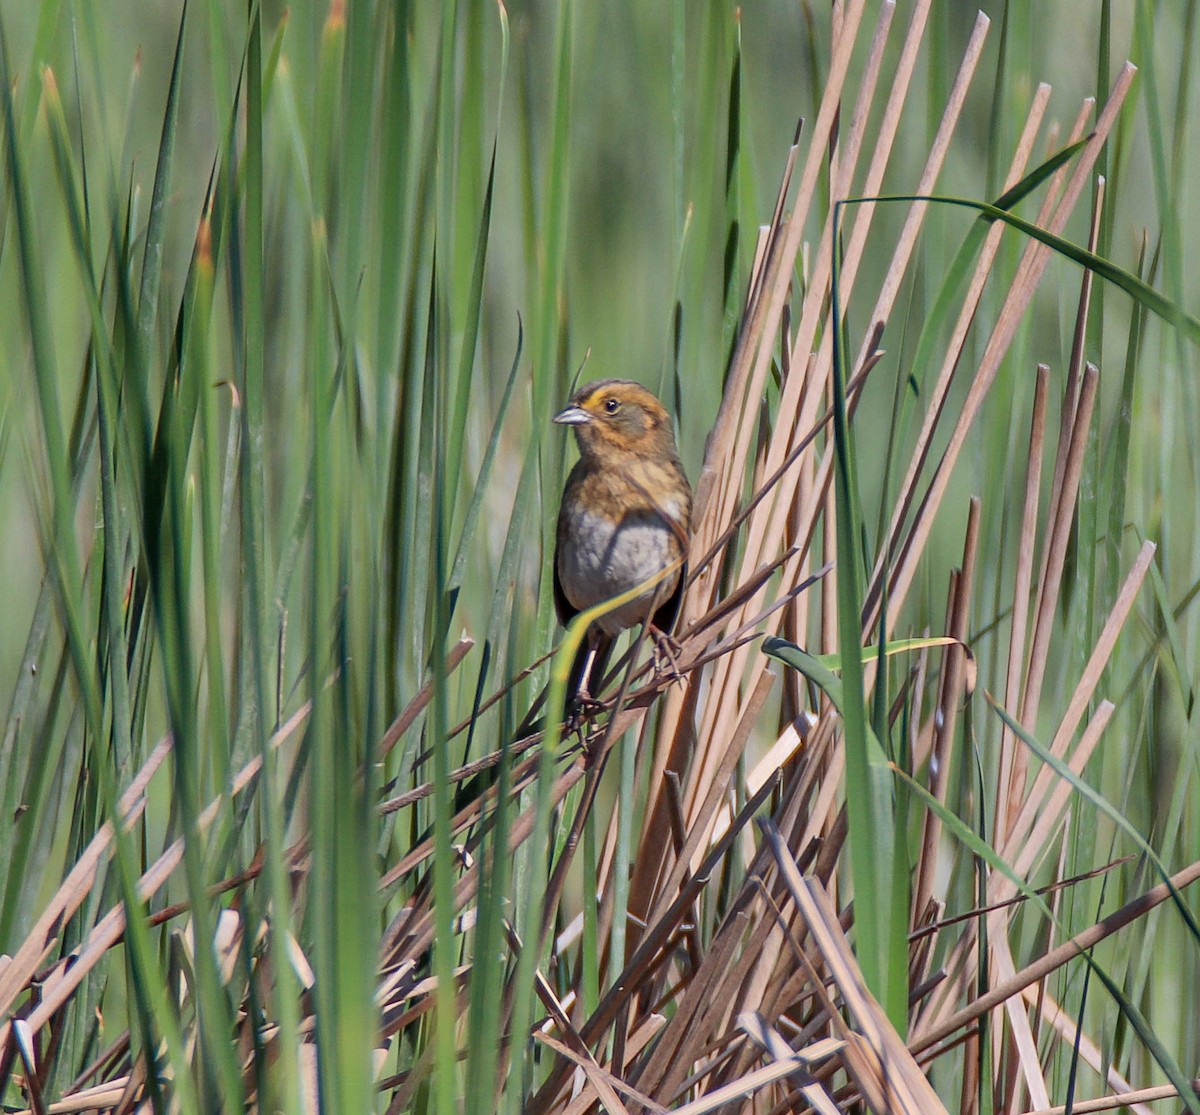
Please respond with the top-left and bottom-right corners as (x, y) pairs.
(563, 629), (615, 733)
(574, 638), (602, 705)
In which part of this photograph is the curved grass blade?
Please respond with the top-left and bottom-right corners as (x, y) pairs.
(891, 763), (1051, 918)
(989, 695), (1200, 948)
(812, 636), (956, 672)
(989, 134), (1092, 212)
(844, 192), (1200, 341)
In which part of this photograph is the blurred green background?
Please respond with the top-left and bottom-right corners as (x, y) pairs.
(1, 2), (1195, 689)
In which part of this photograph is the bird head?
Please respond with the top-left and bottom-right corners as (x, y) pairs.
(553, 379), (679, 463)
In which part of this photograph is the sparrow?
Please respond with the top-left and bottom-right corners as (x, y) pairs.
(553, 379), (692, 713)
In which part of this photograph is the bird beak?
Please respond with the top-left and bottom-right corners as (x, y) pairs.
(553, 405), (592, 426)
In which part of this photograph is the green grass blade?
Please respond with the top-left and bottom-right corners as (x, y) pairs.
(848, 192), (1200, 341)
(828, 207), (905, 1025)
(238, 5), (302, 1110)
(990, 695), (1200, 946)
(449, 311), (523, 598)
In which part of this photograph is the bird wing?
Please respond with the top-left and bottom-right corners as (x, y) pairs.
(552, 536), (577, 628)
(652, 559), (687, 635)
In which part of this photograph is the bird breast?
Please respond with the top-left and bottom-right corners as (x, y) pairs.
(557, 499), (684, 636)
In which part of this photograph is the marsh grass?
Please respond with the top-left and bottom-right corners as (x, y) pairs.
(0, 1), (1199, 1112)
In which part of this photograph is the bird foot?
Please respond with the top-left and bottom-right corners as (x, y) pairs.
(564, 690), (612, 736)
(649, 626), (685, 688)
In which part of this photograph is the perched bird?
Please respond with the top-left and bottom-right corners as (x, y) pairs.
(553, 379), (693, 713)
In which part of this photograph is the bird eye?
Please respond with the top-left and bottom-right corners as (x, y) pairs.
(604, 398), (620, 414)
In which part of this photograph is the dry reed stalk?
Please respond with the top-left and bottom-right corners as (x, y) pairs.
(632, 910), (752, 1098)
(638, 1), (878, 933)
(662, 10), (988, 940)
(1020, 363), (1100, 733)
(995, 365), (1050, 844)
(0, 640), (469, 1066)
(643, 671), (776, 933)
(516, 926), (641, 1115)
(690, 4), (953, 800)
(911, 496), (980, 922)
(864, 77), (1051, 618)
(764, 821), (950, 1115)
(919, 542), (1152, 1033)
(1020, 984), (1153, 1115)
(585, 48), (1137, 1089)
(686, 10), (991, 849)
(0, 694), (317, 1054)
(1018, 1083), (1200, 1115)
(379, 636), (474, 757)
(729, 1017), (844, 1115)
(526, 775), (782, 1113)
(533, 1031), (663, 1115)
(692, 0), (868, 554)
(0, 733), (173, 1025)
(381, 755), (588, 970)
(1003, 540), (1154, 864)
(1006, 700), (1114, 883)
(992, 933), (1051, 1110)
(873, 65), (1134, 628)
(911, 855), (1200, 1058)
(378, 744), (557, 884)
